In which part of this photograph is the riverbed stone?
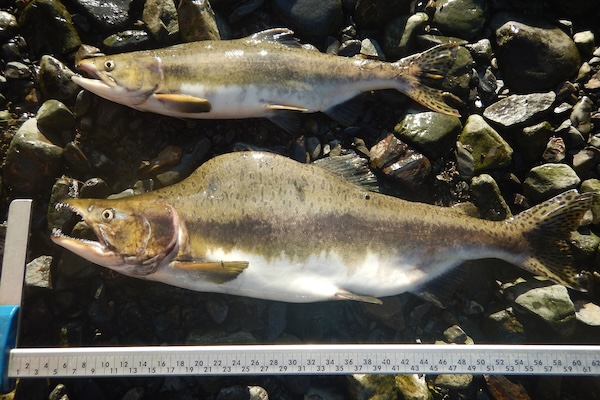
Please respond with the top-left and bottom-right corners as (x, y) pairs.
(103, 30), (152, 52)
(457, 115), (513, 173)
(432, 0), (489, 40)
(143, 0), (180, 44)
(0, 11), (17, 41)
(354, 0), (408, 29)
(25, 255), (53, 289)
(490, 12), (581, 93)
(71, 0), (133, 31)
(470, 174), (512, 220)
(573, 31), (595, 56)
(523, 163), (580, 203)
(3, 118), (63, 195)
(347, 374), (398, 400)
(271, 0), (343, 38)
(434, 374), (473, 390)
(483, 92), (556, 129)
(574, 301), (600, 327)
(383, 13), (429, 59)
(178, 0), (220, 42)
(514, 121), (553, 162)
(36, 99), (76, 134)
(395, 374), (432, 400)
(370, 134), (431, 188)
(37, 55), (80, 104)
(570, 96), (593, 136)
(394, 111), (462, 159)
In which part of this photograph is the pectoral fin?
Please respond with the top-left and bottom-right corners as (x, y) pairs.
(335, 290), (382, 305)
(170, 260), (248, 284)
(153, 93), (212, 113)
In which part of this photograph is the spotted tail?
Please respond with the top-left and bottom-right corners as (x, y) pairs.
(509, 190), (594, 291)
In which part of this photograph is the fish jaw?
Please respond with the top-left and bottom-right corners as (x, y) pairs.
(51, 228), (126, 268)
(72, 75), (150, 106)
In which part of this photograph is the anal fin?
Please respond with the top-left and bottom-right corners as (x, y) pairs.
(335, 289), (382, 305)
(323, 96), (365, 126)
(170, 260), (248, 284)
(265, 104), (307, 132)
(153, 93), (212, 113)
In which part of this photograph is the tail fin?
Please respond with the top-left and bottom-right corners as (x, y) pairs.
(394, 44), (462, 117)
(509, 190), (593, 291)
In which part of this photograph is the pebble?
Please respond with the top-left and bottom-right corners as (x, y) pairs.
(541, 137), (566, 163)
(37, 55), (81, 104)
(383, 13), (429, 59)
(178, 0), (220, 42)
(36, 99), (76, 135)
(580, 179), (600, 224)
(103, 30), (152, 52)
(271, 0), (343, 37)
(573, 30), (595, 56)
(483, 92), (556, 128)
(394, 111), (462, 159)
(71, 0), (132, 31)
(361, 295), (406, 331)
(470, 174), (512, 220)
(570, 96), (593, 136)
(394, 374), (432, 400)
(485, 375), (531, 400)
(490, 12), (580, 92)
(572, 149), (596, 178)
(483, 308), (526, 343)
(5, 61), (31, 79)
(25, 255), (53, 289)
(360, 38), (384, 59)
(433, 374), (473, 390)
(0, 11), (17, 41)
(143, 0), (180, 44)
(347, 374), (398, 400)
(457, 115), (513, 173)
(515, 121), (553, 162)
(574, 300), (600, 327)
(523, 163), (580, 203)
(432, 0), (489, 40)
(205, 296), (228, 324)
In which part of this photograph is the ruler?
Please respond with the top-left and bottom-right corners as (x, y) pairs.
(1, 199), (600, 386)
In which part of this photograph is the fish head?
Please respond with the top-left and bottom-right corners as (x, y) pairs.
(72, 54), (163, 105)
(51, 198), (180, 276)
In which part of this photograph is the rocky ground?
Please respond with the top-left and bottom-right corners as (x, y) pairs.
(2, 0), (600, 398)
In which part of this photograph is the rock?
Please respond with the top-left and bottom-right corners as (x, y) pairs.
(304, 386), (344, 400)
(515, 121), (553, 162)
(347, 374), (398, 400)
(483, 92), (556, 129)
(483, 308), (526, 343)
(523, 163), (580, 203)
(25, 255), (53, 289)
(433, 374), (473, 390)
(457, 115), (513, 173)
(394, 111), (462, 159)
(574, 301), (600, 327)
(470, 174), (512, 220)
(395, 374), (432, 400)
(432, 0), (489, 40)
(485, 375), (530, 400)
(512, 283), (576, 338)
(361, 295), (406, 331)
(466, 38), (493, 63)
(36, 100), (76, 135)
(139, 145), (183, 175)
(338, 39), (362, 57)
(103, 30), (152, 52)
(580, 179), (600, 224)
(178, 0), (220, 42)
(143, 0), (180, 44)
(573, 30), (595, 56)
(455, 141), (474, 180)
(572, 149), (596, 179)
(37, 55), (80, 104)
(490, 13), (581, 92)
(354, 0), (408, 29)
(3, 118), (63, 195)
(186, 329), (257, 345)
(570, 96), (593, 136)
(71, 0), (133, 31)
(48, 383), (68, 400)
(541, 137), (566, 163)
(383, 13), (429, 59)
(0, 11), (17, 41)
(443, 325), (468, 343)
(369, 134), (431, 188)
(360, 38), (384, 59)
(570, 231), (599, 262)
(5, 61), (31, 79)
(271, 0), (343, 38)
(19, 0), (81, 57)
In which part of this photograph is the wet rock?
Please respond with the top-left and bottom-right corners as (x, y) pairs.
(383, 13), (429, 59)
(483, 308), (526, 343)
(361, 295), (406, 331)
(347, 374), (398, 400)
(470, 174), (512, 220)
(5, 61), (31, 79)
(485, 375), (530, 400)
(178, 0), (220, 42)
(457, 115), (513, 173)
(25, 255), (53, 289)
(36, 99), (76, 135)
(360, 38), (384, 59)
(580, 179), (600, 224)
(353, 0), (408, 29)
(103, 30), (152, 52)
(143, 0), (180, 44)
(432, 0), (489, 40)
(542, 137), (566, 163)
(37, 55), (80, 104)
(139, 145), (183, 175)
(523, 163), (580, 203)
(570, 231), (599, 262)
(48, 383), (68, 400)
(271, 0), (343, 38)
(72, 0), (133, 31)
(369, 134), (431, 187)
(515, 121), (553, 162)
(455, 141), (474, 180)
(573, 30), (595, 56)
(433, 374), (473, 390)
(394, 374), (432, 400)
(338, 39), (362, 57)
(443, 324), (468, 343)
(394, 111), (462, 159)
(4, 118), (63, 195)
(490, 13), (581, 93)
(440, 42), (474, 96)
(483, 92), (556, 129)
(572, 149), (596, 179)
(570, 96), (593, 136)
(19, 0), (81, 57)
(215, 385), (269, 400)
(574, 301), (600, 327)
(512, 283), (576, 338)
(0, 11), (17, 41)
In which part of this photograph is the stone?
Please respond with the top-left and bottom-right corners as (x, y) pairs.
(574, 301), (600, 327)
(485, 376), (530, 400)
(434, 374), (473, 390)
(360, 38), (385, 59)
(383, 13), (429, 59)
(353, 0), (409, 29)
(25, 255), (53, 289)
(573, 30), (595, 56)
(580, 179), (600, 224)
(523, 163), (580, 203)
(470, 174), (512, 220)
(513, 284), (576, 337)
(347, 374), (398, 400)
(394, 111), (462, 159)
(36, 99), (76, 135)
(3, 118), (63, 195)
(143, 0), (179, 44)
(395, 374), (432, 400)
(271, 0), (343, 38)
(0, 11), (17, 41)
(206, 297), (228, 324)
(457, 115), (513, 173)
(483, 308), (526, 343)
(37, 55), (80, 104)
(186, 329), (257, 345)
(572, 149), (596, 179)
(490, 13), (581, 93)
(178, 0), (220, 42)
(19, 0), (81, 57)
(570, 231), (599, 262)
(542, 137), (566, 163)
(361, 295), (406, 331)
(515, 121), (553, 163)
(432, 0), (489, 40)
(103, 30), (152, 52)
(483, 92), (556, 129)
(443, 325), (468, 343)
(570, 96), (593, 136)
(71, 0), (133, 31)
(5, 61), (31, 79)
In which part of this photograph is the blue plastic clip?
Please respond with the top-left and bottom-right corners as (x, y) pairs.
(0, 305), (18, 393)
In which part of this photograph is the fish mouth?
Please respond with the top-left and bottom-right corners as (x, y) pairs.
(74, 60), (118, 88)
(51, 202), (124, 267)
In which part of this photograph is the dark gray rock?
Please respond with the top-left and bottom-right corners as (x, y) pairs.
(354, 0), (409, 29)
(36, 99), (76, 135)
(37, 55), (81, 104)
(5, 61), (31, 79)
(19, 0), (81, 57)
(383, 13), (429, 59)
(71, 0), (133, 32)
(0, 11), (17, 41)
(471, 174), (512, 220)
(178, 0), (220, 42)
(143, 0), (180, 44)
(542, 137), (566, 163)
(515, 121), (553, 162)
(272, 0), (343, 38)
(457, 115), (513, 173)
(570, 96), (593, 136)
(103, 30), (152, 52)
(432, 0), (489, 40)
(483, 92), (556, 129)
(491, 13), (581, 93)
(394, 111), (462, 159)
(523, 163), (580, 203)
(483, 308), (526, 343)
(581, 179), (600, 225)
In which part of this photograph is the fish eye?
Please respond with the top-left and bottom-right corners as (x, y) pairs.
(104, 60), (115, 71)
(101, 208), (115, 222)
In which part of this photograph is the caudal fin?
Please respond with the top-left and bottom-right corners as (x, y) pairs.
(509, 190), (593, 291)
(395, 44), (462, 117)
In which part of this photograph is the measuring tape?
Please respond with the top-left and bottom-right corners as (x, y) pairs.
(1, 200), (600, 390)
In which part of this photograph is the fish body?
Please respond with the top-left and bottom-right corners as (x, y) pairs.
(52, 152), (591, 304)
(72, 29), (460, 130)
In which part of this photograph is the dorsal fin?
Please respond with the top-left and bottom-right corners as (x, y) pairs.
(313, 154), (380, 192)
(246, 28), (302, 48)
